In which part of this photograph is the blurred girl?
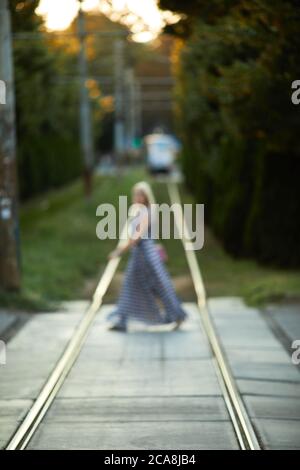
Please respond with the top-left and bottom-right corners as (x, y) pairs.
(108, 181), (187, 331)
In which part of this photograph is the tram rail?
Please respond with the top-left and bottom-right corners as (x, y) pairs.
(6, 180), (260, 450)
(167, 181), (260, 450)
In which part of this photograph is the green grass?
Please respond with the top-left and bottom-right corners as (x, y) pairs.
(178, 185), (300, 306)
(1, 167), (299, 311)
(0, 169), (145, 311)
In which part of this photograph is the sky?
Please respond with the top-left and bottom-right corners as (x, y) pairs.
(36, 0), (179, 42)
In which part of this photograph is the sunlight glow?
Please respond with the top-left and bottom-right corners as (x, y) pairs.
(36, 0), (180, 41)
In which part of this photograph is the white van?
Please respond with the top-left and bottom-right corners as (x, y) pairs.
(144, 133), (178, 173)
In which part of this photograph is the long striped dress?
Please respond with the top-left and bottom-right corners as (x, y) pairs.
(108, 207), (187, 330)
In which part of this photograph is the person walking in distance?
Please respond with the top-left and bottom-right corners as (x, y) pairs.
(108, 181), (187, 332)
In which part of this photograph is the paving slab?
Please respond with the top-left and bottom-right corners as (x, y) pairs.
(265, 303), (300, 342)
(44, 396), (229, 422)
(59, 358), (220, 398)
(226, 347), (291, 364)
(0, 399), (32, 445)
(5, 298), (300, 450)
(28, 304), (237, 449)
(0, 307), (84, 448)
(237, 379), (300, 398)
(230, 361), (300, 382)
(27, 421), (238, 450)
(244, 395), (300, 420)
(209, 297), (300, 450)
(0, 312), (17, 336)
(252, 419), (300, 450)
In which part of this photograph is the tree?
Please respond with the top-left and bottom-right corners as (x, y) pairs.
(159, 0), (300, 266)
(10, 0), (81, 199)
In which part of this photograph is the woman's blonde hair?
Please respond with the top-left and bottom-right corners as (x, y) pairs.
(132, 181), (156, 206)
(129, 181), (157, 233)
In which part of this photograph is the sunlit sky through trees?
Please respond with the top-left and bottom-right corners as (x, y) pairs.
(36, 0), (180, 42)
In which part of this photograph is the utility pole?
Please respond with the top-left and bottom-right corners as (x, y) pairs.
(125, 67), (136, 153)
(135, 79), (142, 140)
(113, 38), (125, 164)
(78, 0), (94, 198)
(0, 0), (21, 290)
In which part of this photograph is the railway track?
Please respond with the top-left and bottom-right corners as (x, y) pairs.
(5, 180), (260, 450)
(167, 182), (260, 450)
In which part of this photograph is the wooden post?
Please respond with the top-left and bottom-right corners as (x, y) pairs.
(0, 0), (21, 290)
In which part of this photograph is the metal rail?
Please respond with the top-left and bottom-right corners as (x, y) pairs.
(6, 224), (130, 450)
(167, 181), (260, 450)
(6, 181), (260, 450)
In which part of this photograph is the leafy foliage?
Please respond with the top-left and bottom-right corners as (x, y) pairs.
(159, 0), (300, 267)
(9, 2), (175, 194)
(10, 0), (82, 199)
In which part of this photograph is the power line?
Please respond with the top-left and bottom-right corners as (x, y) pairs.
(13, 30), (128, 40)
(53, 76), (174, 85)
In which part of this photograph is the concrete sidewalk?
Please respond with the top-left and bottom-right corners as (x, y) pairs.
(1, 298), (299, 449)
(0, 301), (88, 448)
(209, 297), (300, 450)
(26, 304), (239, 450)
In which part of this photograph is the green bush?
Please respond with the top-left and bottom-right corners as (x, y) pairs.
(10, 0), (83, 200)
(160, 0), (300, 267)
(18, 136), (81, 199)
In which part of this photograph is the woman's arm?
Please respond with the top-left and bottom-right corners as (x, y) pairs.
(108, 209), (149, 259)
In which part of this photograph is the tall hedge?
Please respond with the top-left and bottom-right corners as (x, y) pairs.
(10, 0), (82, 200)
(160, 0), (300, 267)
